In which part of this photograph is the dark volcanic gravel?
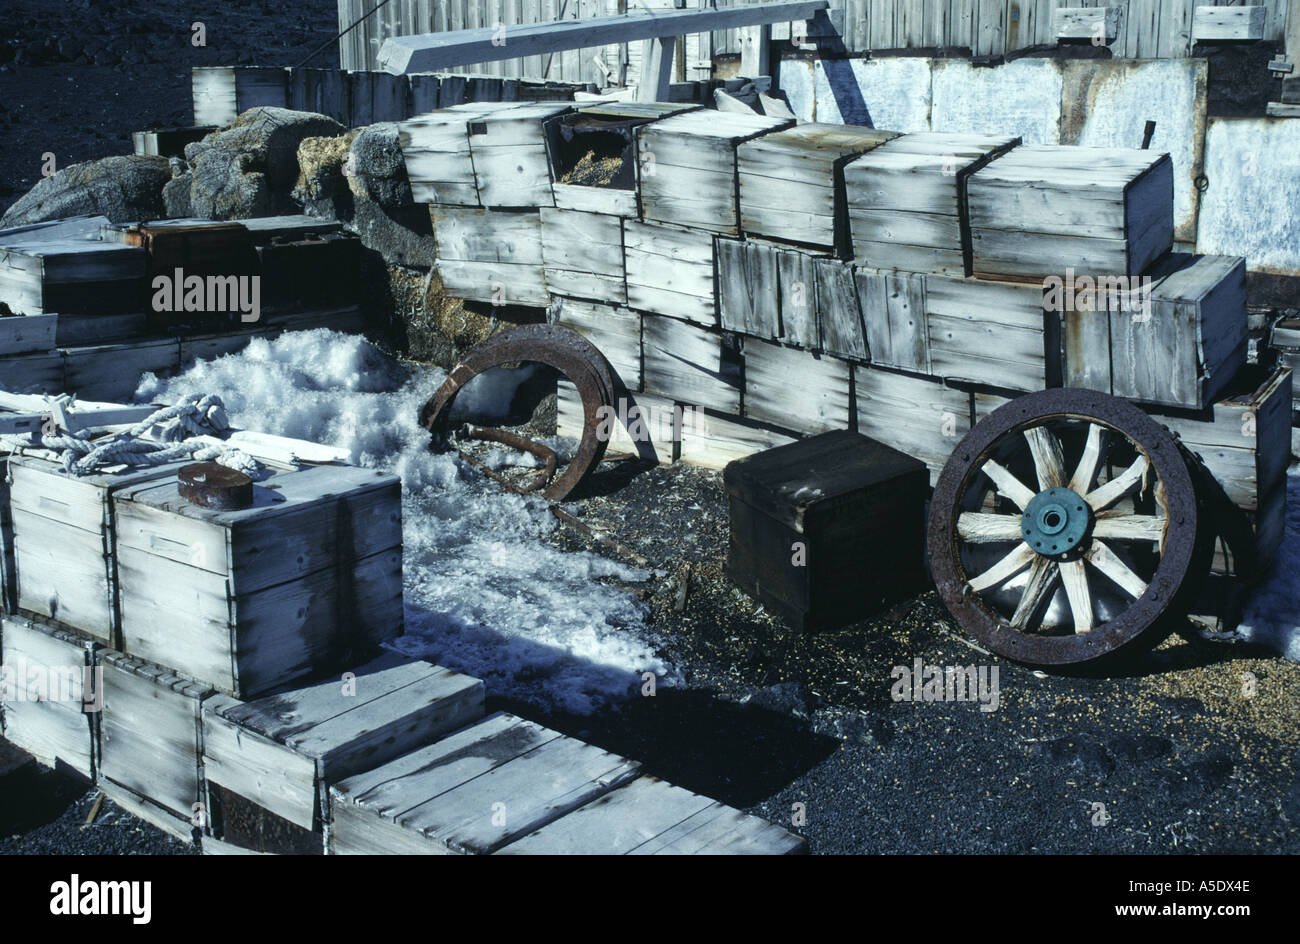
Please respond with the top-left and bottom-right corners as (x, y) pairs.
(518, 459), (1300, 855)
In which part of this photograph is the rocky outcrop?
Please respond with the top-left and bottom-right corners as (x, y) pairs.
(0, 154), (172, 226)
(177, 107), (345, 220)
(294, 123), (435, 269)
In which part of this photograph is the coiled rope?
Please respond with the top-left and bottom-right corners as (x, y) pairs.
(41, 394), (259, 477)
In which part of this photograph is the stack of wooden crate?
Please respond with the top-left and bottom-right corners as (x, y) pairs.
(399, 103), (1280, 619)
(0, 215), (365, 400)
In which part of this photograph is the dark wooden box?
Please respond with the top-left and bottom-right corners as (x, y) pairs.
(723, 430), (929, 631)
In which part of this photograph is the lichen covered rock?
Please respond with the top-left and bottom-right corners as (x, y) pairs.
(182, 106), (345, 220)
(0, 154), (172, 226)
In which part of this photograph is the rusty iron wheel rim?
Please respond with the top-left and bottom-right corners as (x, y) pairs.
(418, 323), (617, 502)
(927, 388), (1199, 666)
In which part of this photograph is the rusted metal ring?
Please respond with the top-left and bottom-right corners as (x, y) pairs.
(464, 424), (559, 493)
(927, 388), (1201, 666)
(418, 324), (617, 502)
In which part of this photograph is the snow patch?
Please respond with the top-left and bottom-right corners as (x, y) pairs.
(136, 329), (674, 712)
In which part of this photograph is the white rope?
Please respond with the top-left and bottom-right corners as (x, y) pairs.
(39, 394), (259, 477)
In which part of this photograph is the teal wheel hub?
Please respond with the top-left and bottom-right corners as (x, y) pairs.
(1021, 486), (1091, 559)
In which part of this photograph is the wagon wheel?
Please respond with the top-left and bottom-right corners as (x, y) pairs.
(928, 388), (1205, 666)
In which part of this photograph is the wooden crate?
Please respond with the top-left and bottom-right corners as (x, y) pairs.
(539, 208), (626, 305)
(496, 775), (807, 854)
(329, 711), (642, 855)
(97, 646), (211, 842)
(854, 365), (973, 484)
(642, 314), (741, 413)
(0, 460), (13, 613)
(191, 66), (288, 127)
(469, 103), (574, 208)
(637, 110), (794, 235)
(7, 455), (186, 644)
(738, 123), (899, 255)
(1156, 366), (1292, 518)
(0, 313), (58, 356)
(716, 238), (779, 339)
(845, 132), (1020, 277)
(346, 70), (409, 126)
(63, 339), (182, 402)
(926, 274), (1053, 392)
(723, 430), (929, 632)
(0, 240), (145, 316)
(1107, 254), (1248, 410)
(0, 350), (63, 394)
(431, 206), (548, 307)
(557, 381), (678, 465)
(855, 267), (929, 375)
(1192, 5), (1267, 41)
(256, 232), (362, 313)
(743, 340), (851, 435)
(816, 258), (868, 362)
(201, 654), (484, 852)
(678, 409), (799, 472)
(112, 464), (403, 698)
(0, 614), (97, 779)
(967, 145), (1174, 282)
(623, 220), (717, 327)
(546, 102), (701, 218)
(549, 296), (642, 391)
(398, 102), (523, 206)
(288, 68), (348, 124)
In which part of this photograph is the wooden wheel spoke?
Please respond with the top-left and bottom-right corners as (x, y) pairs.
(1068, 423), (1105, 494)
(967, 542), (1035, 593)
(1059, 559), (1093, 634)
(1085, 454), (1149, 511)
(957, 512), (1025, 543)
(1091, 513), (1165, 543)
(1084, 539), (1148, 599)
(1010, 556), (1059, 629)
(1024, 426), (1067, 490)
(980, 458), (1036, 510)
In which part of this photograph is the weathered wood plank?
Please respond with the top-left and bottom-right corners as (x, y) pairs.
(642, 314), (740, 411)
(744, 339), (851, 433)
(856, 268), (929, 374)
(623, 220), (716, 326)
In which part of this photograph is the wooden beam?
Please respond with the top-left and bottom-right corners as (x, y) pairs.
(377, 2), (829, 74)
(740, 24), (773, 78)
(636, 36), (677, 103)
